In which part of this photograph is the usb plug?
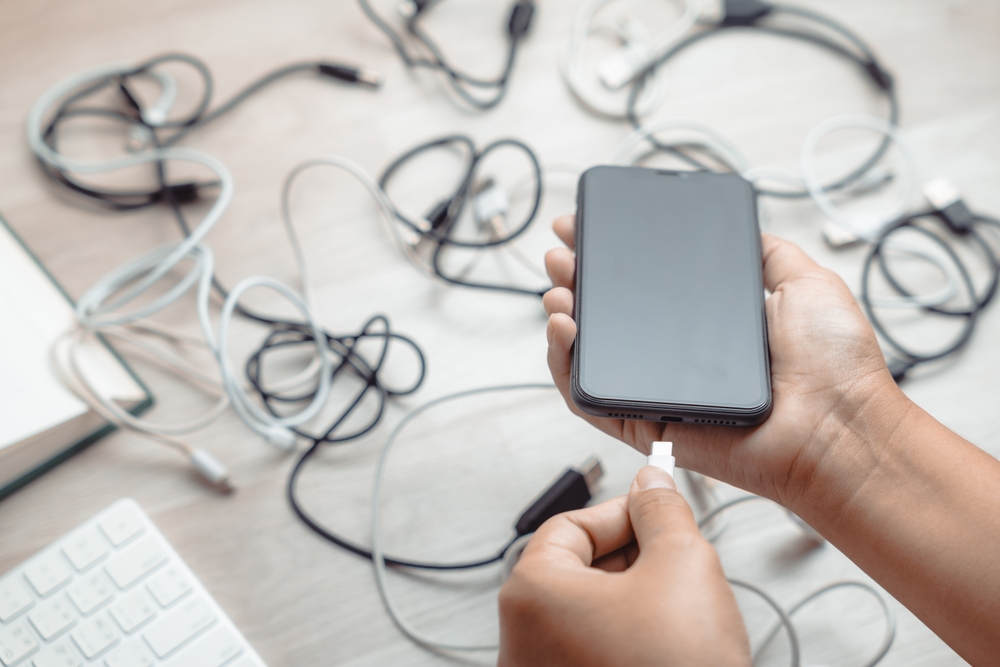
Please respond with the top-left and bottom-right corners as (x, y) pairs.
(514, 457), (604, 535)
(924, 178), (975, 234)
(318, 63), (383, 89)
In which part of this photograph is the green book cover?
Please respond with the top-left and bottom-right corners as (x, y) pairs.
(0, 212), (154, 501)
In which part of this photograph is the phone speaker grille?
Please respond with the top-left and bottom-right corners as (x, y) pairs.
(693, 418), (737, 425)
(607, 412), (643, 419)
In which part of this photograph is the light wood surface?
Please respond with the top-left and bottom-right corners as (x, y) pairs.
(1, 1), (999, 665)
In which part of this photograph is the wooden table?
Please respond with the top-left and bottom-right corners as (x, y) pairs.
(1, 0), (998, 664)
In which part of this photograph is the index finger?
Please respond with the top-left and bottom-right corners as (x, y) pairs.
(761, 233), (825, 293)
(519, 496), (632, 569)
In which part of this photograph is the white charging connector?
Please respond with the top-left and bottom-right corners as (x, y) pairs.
(647, 441), (676, 477)
(189, 448), (234, 492)
(472, 179), (510, 235)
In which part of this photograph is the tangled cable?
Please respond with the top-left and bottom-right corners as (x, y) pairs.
(861, 208), (1000, 380)
(356, 0), (535, 110)
(30, 56), (425, 488)
(378, 134), (549, 298)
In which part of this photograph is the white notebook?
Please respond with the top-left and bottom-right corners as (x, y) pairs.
(0, 214), (151, 499)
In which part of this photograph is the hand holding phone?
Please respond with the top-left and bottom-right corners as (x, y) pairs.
(543, 212), (901, 511)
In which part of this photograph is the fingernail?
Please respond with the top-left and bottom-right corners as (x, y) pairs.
(635, 466), (676, 491)
(546, 318), (555, 345)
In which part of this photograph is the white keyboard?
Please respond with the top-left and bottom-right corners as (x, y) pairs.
(0, 499), (267, 667)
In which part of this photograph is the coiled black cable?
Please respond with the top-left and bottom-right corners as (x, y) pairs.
(625, 0), (898, 199)
(861, 212), (1000, 380)
(356, 0), (535, 110)
(378, 134), (549, 298)
(252, 316), (519, 570)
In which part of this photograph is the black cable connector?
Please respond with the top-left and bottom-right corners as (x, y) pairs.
(318, 63), (382, 89)
(886, 358), (913, 383)
(508, 1), (536, 38)
(162, 182), (201, 204)
(425, 199), (454, 230)
(721, 0), (774, 26)
(515, 457), (604, 536)
(924, 178), (975, 234)
(939, 201), (976, 234)
(863, 61), (894, 91)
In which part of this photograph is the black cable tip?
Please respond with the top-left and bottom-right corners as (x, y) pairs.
(318, 63), (383, 89)
(864, 61), (894, 91)
(425, 199), (454, 230)
(886, 358), (912, 383)
(515, 458), (603, 536)
(161, 182), (201, 204)
(508, 1), (535, 38)
(721, 0), (774, 26)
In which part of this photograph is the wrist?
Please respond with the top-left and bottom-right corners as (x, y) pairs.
(783, 373), (916, 526)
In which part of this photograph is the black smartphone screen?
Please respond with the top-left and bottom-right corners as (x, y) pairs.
(573, 166), (770, 422)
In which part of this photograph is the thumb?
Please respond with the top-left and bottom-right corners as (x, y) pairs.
(628, 466), (703, 562)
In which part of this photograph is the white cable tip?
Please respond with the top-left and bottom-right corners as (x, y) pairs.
(190, 448), (234, 493)
(597, 42), (654, 91)
(647, 441), (676, 478)
(263, 425), (297, 451)
(141, 107), (168, 127)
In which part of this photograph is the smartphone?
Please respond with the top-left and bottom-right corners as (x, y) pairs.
(571, 166), (771, 426)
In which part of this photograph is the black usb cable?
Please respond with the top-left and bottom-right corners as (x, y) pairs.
(289, 454), (604, 570)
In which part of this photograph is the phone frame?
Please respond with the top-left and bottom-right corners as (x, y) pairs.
(569, 166), (772, 427)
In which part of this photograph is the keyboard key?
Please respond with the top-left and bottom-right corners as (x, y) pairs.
(30, 640), (80, 667)
(71, 614), (119, 659)
(62, 530), (108, 572)
(0, 621), (39, 666)
(163, 626), (242, 667)
(98, 508), (143, 547)
(145, 568), (191, 608)
(28, 596), (76, 640)
(142, 597), (215, 658)
(104, 537), (165, 590)
(108, 590), (156, 634)
(103, 641), (154, 667)
(0, 578), (33, 622)
(24, 554), (71, 597)
(67, 570), (114, 616)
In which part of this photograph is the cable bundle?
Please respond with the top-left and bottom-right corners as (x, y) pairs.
(30, 55), (424, 488)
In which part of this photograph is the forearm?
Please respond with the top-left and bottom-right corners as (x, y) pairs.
(795, 389), (1000, 666)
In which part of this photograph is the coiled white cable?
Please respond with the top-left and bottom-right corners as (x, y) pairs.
(800, 114), (919, 243)
(28, 61), (333, 453)
(560, 0), (698, 119)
